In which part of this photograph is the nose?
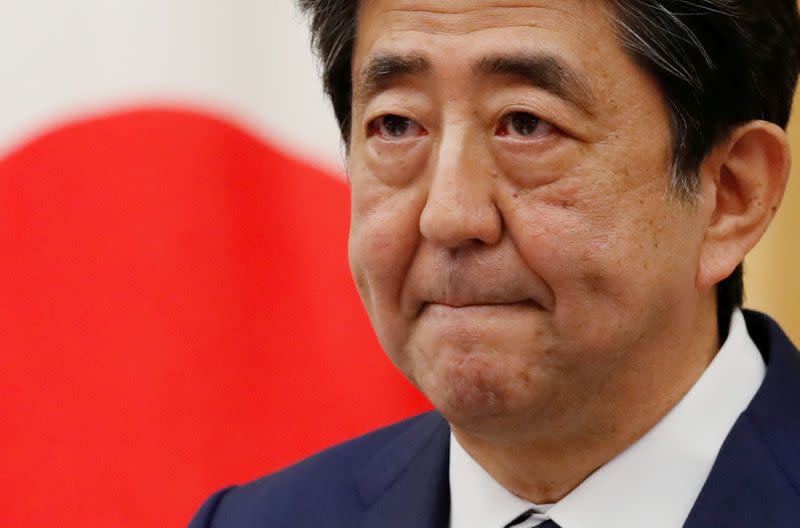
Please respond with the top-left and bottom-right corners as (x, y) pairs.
(419, 126), (503, 248)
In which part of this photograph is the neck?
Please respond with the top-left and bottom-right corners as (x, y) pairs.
(451, 300), (721, 504)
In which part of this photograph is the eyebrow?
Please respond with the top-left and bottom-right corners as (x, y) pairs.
(473, 53), (596, 114)
(355, 53), (430, 107)
(354, 51), (595, 114)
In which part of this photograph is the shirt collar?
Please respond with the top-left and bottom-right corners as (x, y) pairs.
(450, 432), (553, 528)
(449, 309), (766, 528)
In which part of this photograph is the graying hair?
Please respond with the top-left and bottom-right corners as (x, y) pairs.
(612, 0), (797, 200)
(609, 0), (737, 199)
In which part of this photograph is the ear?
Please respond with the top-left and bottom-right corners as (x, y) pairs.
(696, 121), (791, 292)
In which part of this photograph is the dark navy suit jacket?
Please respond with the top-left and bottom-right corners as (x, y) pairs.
(189, 311), (800, 527)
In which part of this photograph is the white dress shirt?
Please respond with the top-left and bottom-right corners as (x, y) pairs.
(449, 309), (766, 528)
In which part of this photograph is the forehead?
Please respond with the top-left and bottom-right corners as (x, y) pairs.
(352, 0), (633, 102)
(354, 0), (615, 62)
(358, 0), (587, 29)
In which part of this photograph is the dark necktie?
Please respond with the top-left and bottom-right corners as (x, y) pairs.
(504, 509), (561, 528)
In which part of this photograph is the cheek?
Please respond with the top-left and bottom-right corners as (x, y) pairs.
(503, 175), (616, 285)
(348, 176), (426, 336)
(503, 170), (694, 346)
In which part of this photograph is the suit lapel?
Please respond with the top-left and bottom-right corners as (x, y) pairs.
(684, 311), (800, 527)
(356, 412), (451, 528)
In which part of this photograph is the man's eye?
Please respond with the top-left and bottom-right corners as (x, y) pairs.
(497, 112), (552, 139)
(370, 115), (425, 140)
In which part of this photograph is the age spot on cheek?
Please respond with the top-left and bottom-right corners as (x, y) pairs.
(559, 197), (576, 209)
(582, 271), (607, 295)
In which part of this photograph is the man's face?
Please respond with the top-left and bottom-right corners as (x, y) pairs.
(347, 0), (709, 434)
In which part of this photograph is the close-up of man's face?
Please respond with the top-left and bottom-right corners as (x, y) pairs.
(347, 0), (723, 436)
(178, 2), (800, 525)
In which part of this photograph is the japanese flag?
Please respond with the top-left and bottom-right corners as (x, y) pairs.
(0, 3), (429, 526)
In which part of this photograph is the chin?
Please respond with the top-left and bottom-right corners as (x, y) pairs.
(432, 389), (547, 443)
(409, 343), (542, 430)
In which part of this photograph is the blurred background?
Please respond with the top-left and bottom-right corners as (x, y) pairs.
(0, 3), (797, 526)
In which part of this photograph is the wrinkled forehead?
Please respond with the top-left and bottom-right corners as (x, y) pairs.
(353, 0), (615, 54)
(352, 0), (631, 103)
(356, 0), (605, 29)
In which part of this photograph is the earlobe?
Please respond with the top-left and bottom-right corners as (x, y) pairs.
(696, 121), (791, 291)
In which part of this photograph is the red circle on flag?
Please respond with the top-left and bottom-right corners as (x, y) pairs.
(0, 107), (430, 527)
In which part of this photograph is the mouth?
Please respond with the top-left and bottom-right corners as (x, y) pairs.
(419, 299), (540, 315)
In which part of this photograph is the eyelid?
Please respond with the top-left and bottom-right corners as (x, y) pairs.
(496, 111), (555, 140)
(486, 88), (587, 139)
(368, 114), (427, 141)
